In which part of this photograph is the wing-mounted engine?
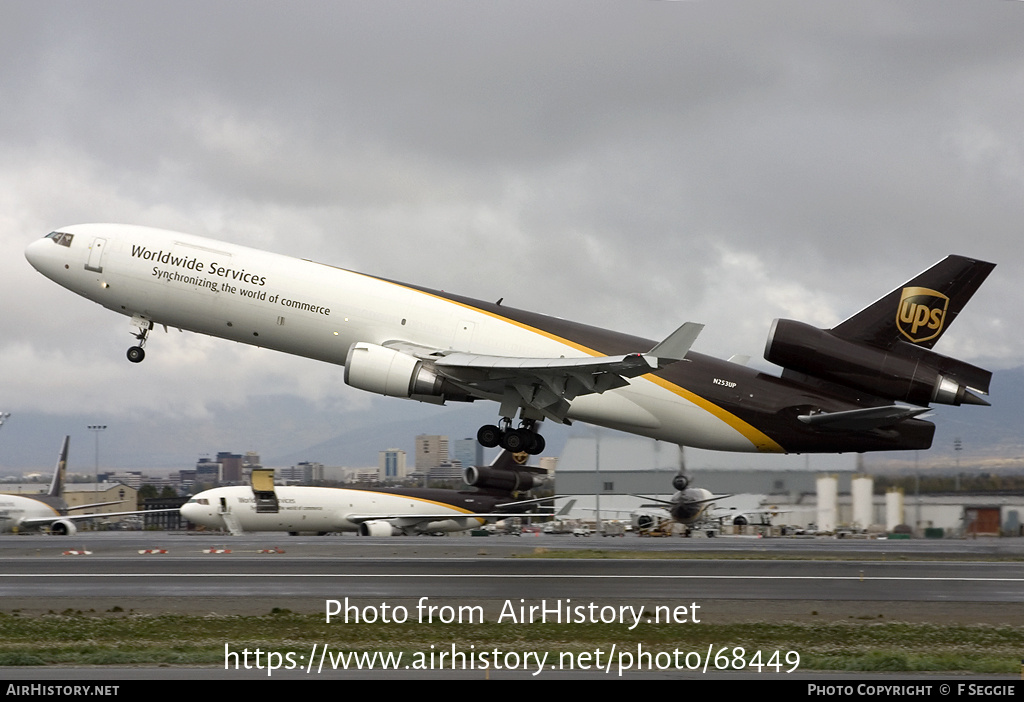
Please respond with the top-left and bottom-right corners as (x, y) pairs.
(764, 319), (990, 407)
(343, 343), (472, 404)
(358, 520), (403, 536)
(344, 323), (704, 452)
(48, 519), (78, 536)
(463, 465), (549, 493)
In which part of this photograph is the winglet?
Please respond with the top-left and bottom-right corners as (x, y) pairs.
(648, 322), (704, 363)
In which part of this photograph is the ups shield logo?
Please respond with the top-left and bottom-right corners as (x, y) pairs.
(897, 286), (948, 343)
(513, 452), (529, 465)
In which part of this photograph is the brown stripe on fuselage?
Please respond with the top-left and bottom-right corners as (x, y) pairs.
(364, 275), (786, 452)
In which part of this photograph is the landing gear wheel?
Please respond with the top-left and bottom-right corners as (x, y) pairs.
(477, 424), (502, 448)
(527, 433), (546, 455)
(500, 428), (530, 452)
(127, 317), (152, 364)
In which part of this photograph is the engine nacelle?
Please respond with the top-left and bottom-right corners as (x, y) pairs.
(48, 519), (78, 536)
(463, 465), (546, 492)
(344, 342), (444, 398)
(635, 514), (656, 530)
(764, 319), (990, 406)
(358, 520), (402, 536)
(344, 343), (472, 404)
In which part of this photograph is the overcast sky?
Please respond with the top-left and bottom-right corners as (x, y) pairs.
(2, 1), (1022, 471)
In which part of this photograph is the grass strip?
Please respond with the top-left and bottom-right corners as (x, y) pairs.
(0, 611), (1019, 673)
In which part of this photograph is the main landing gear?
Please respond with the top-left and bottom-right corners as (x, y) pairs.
(127, 317), (152, 364)
(477, 419), (546, 455)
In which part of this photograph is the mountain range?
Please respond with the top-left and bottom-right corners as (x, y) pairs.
(2, 367), (1021, 475)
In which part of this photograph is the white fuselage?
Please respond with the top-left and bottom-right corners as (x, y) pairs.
(0, 494), (61, 533)
(181, 485), (484, 534)
(25, 223), (770, 451)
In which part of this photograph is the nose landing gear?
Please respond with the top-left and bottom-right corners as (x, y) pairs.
(127, 316), (152, 364)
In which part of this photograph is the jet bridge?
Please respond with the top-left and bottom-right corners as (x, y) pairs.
(250, 468), (279, 514)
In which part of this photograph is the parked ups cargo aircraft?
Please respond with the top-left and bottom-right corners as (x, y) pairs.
(633, 473), (730, 528)
(0, 436), (176, 534)
(181, 449), (557, 536)
(26, 224), (994, 454)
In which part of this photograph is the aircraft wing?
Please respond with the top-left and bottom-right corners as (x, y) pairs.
(65, 500), (127, 512)
(346, 496), (562, 525)
(18, 508), (179, 529)
(387, 322), (703, 423)
(494, 495), (567, 510)
(344, 511), (554, 524)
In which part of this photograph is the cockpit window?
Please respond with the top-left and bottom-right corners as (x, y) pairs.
(46, 231), (74, 247)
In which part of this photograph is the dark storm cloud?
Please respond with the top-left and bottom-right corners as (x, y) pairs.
(2, 1), (1021, 468)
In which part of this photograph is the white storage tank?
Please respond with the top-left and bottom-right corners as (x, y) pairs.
(852, 474), (874, 530)
(816, 474), (838, 533)
(885, 488), (904, 532)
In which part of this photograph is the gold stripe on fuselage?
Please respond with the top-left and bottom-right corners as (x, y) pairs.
(362, 275), (785, 453)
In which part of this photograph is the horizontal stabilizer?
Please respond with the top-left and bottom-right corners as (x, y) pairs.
(797, 405), (930, 431)
(494, 494), (567, 510)
(631, 493), (731, 507)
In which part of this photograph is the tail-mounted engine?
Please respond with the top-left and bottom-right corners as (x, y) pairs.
(463, 465), (548, 493)
(764, 319), (990, 407)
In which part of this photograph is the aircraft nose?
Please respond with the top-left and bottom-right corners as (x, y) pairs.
(179, 502), (200, 523)
(180, 499), (217, 527)
(24, 238), (50, 273)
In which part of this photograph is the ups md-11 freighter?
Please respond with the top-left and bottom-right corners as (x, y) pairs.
(26, 224), (994, 455)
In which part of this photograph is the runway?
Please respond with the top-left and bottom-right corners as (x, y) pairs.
(2, 532), (1023, 624)
(3, 532), (1022, 681)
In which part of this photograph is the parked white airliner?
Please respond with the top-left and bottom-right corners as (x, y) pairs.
(180, 484), (551, 536)
(182, 452), (556, 536)
(0, 436), (175, 534)
(25, 224), (994, 455)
